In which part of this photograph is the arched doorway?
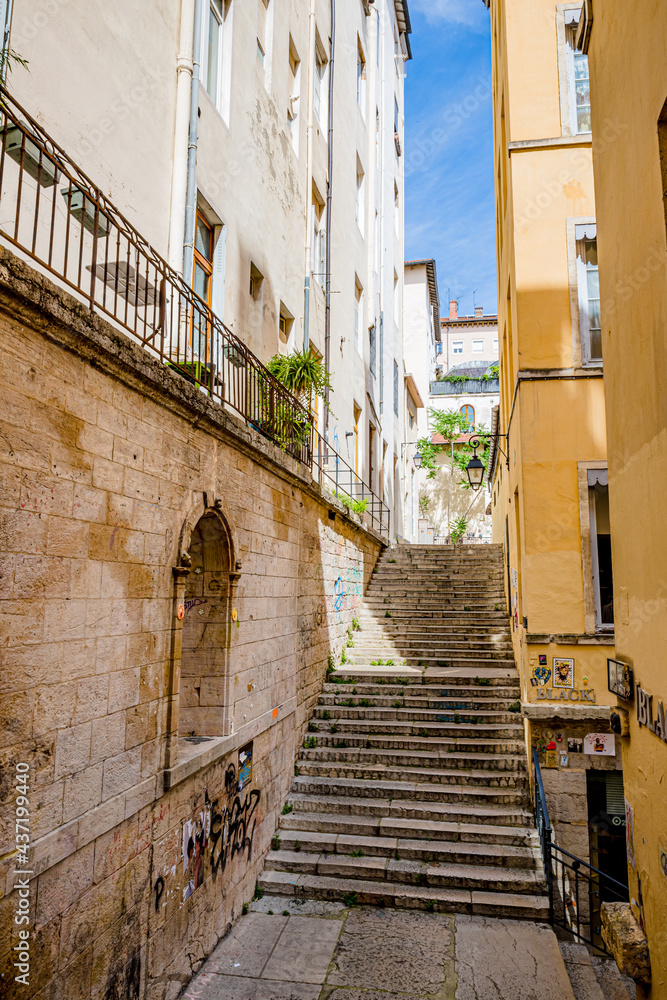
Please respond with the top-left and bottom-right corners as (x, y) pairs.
(179, 511), (232, 737)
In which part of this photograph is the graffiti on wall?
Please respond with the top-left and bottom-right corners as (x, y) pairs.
(153, 761), (261, 912)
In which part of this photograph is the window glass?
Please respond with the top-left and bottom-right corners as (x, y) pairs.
(207, 1), (222, 98)
(453, 341), (463, 354)
(573, 50), (591, 132)
(460, 404), (475, 429)
(472, 340), (484, 353)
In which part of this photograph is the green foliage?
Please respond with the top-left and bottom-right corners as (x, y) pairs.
(242, 902), (249, 915)
(283, 909), (290, 916)
(426, 900), (435, 912)
(320, 710), (331, 720)
(418, 495), (430, 516)
(341, 647), (349, 664)
(282, 802), (293, 814)
(265, 349), (333, 405)
(450, 515), (469, 545)
(385, 610), (392, 618)
(351, 617), (361, 631)
(253, 885), (264, 901)
(397, 678), (409, 685)
(336, 492), (369, 515)
(304, 735), (317, 748)
(418, 728), (430, 737)
(358, 698), (374, 707)
(350, 849), (365, 857)
(329, 722), (339, 733)
(0, 48), (29, 80)
(365, 739), (372, 748)
(271, 834), (281, 850)
(392, 700), (403, 708)
(308, 721), (318, 732)
(508, 701), (521, 713)
(294, 839), (301, 852)
(343, 892), (358, 907)
(327, 654), (336, 674)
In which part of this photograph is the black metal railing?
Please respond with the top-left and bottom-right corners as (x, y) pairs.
(0, 86), (315, 460)
(313, 428), (389, 536)
(533, 749), (628, 953)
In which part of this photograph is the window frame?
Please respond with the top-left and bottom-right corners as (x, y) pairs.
(356, 36), (367, 115)
(578, 462), (614, 634)
(200, 0), (232, 120)
(567, 218), (602, 368)
(452, 340), (463, 355)
(460, 404), (475, 429)
(472, 339), (484, 353)
(557, 6), (592, 137)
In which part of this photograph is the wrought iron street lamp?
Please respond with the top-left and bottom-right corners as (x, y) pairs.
(465, 437), (485, 490)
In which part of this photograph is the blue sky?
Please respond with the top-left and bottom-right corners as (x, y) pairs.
(404, 0), (497, 316)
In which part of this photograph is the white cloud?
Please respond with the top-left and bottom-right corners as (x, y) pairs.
(410, 0), (487, 29)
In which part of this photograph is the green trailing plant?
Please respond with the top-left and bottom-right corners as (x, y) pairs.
(352, 617), (361, 631)
(350, 849), (364, 858)
(418, 495), (430, 516)
(508, 701), (521, 713)
(341, 647), (349, 665)
(397, 678), (409, 685)
(271, 834), (281, 851)
(329, 722), (339, 733)
(343, 892), (358, 908)
(293, 840), (301, 852)
(386, 659), (395, 666)
(418, 728), (429, 737)
(268, 909), (274, 914)
(463, 604), (471, 612)
(327, 654), (336, 674)
(352, 687), (358, 694)
(387, 557), (397, 563)
(494, 603), (501, 611)
(283, 910), (290, 916)
(392, 700), (403, 708)
(426, 900), (435, 912)
(242, 902), (249, 915)
(282, 802), (293, 815)
(321, 710), (331, 720)
(265, 348), (333, 407)
(308, 721), (318, 732)
(294, 764), (299, 776)
(450, 515), (469, 545)
(253, 886), (264, 901)
(336, 739), (349, 748)
(365, 739), (372, 748)
(304, 736), (317, 748)
(358, 698), (373, 707)
(453, 713), (461, 724)
(385, 610), (392, 618)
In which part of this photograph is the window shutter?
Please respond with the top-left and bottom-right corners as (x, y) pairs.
(587, 469), (608, 487)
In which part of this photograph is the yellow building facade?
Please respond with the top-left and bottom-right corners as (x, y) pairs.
(583, 1), (667, 992)
(486, 0), (626, 920)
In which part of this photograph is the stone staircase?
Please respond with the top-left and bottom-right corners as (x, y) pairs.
(259, 544), (549, 920)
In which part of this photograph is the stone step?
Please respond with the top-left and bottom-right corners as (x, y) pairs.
(284, 790), (533, 827)
(264, 849), (545, 894)
(302, 732), (527, 754)
(279, 808), (538, 845)
(296, 761), (527, 789)
(308, 718), (523, 739)
(271, 828), (542, 870)
(299, 746), (527, 772)
(291, 774), (529, 807)
(313, 705), (521, 725)
(318, 692), (520, 708)
(256, 870), (549, 920)
(323, 682), (520, 698)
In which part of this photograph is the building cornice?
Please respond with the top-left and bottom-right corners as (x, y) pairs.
(508, 135), (592, 154)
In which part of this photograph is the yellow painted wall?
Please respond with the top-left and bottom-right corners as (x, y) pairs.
(587, 1), (667, 992)
(488, 0), (615, 714)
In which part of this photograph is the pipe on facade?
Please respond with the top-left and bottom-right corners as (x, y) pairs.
(303, 0), (316, 351)
(324, 0), (335, 439)
(183, 0), (203, 285)
(167, 0), (196, 273)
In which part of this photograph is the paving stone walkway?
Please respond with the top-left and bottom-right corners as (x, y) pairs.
(181, 902), (579, 1000)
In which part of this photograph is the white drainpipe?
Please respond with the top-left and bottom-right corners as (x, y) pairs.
(168, 0), (196, 274)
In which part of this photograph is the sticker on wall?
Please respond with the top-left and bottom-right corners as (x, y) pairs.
(232, 607), (238, 621)
(177, 604), (185, 620)
(545, 749), (558, 768)
(553, 658), (575, 689)
(567, 737), (583, 754)
(539, 654), (548, 666)
(238, 742), (253, 790)
(533, 663), (551, 686)
(583, 732), (616, 755)
(625, 798), (635, 869)
(559, 753), (569, 767)
(659, 843), (667, 879)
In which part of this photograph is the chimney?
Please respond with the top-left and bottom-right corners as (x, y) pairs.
(475, 306), (483, 317)
(449, 299), (458, 320)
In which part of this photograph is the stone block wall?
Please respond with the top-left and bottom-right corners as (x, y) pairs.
(0, 252), (382, 999)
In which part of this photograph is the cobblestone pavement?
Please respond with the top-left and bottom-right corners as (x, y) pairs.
(180, 900), (578, 1000)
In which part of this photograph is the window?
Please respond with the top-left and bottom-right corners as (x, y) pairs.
(460, 404), (475, 430)
(355, 158), (365, 235)
(393, 360), (399, 416)
(493, 338), (499, 354)
(394, 181), (399, 236)
(472, 339), (484, 353)
(436, 342), (443, 356)
(588, 470), (614, 628)
(354, 280), (363, 353)
(452, 341), (463, 355)
(249, 261), (263, 301)
(314, 36), (327, 128)
(287, 36), (300, 151)
(356, 37), (366, 113)
(0, 0), (12, 82)
(566, 21), (591, 133)
(201, 0), (231, 117)
(394, 270), (400, 322)
(194, 210), (214, 306)
(256, 0), (272, 80)
(369, 324), (377, 377)
(279, 301), (294, 344)
(311, 185), (325, 287)
(353, 403), (361, 474)
(576, 224), (602, 363)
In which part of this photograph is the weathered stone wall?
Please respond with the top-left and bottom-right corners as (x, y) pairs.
(0, 252), (382, 999)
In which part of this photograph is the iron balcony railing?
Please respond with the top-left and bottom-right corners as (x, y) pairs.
(0, 86), (390, 535)
(533, 748), (628, 953)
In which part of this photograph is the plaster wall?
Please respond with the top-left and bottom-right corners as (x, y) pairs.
(587, 2), (667, 991)
(403, 264), (435, 441)
(0, 254), (381, 1000)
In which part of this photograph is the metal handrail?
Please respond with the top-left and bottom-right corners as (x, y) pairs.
(312, 427), (389, 537)
(532, 748), (628, 951)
